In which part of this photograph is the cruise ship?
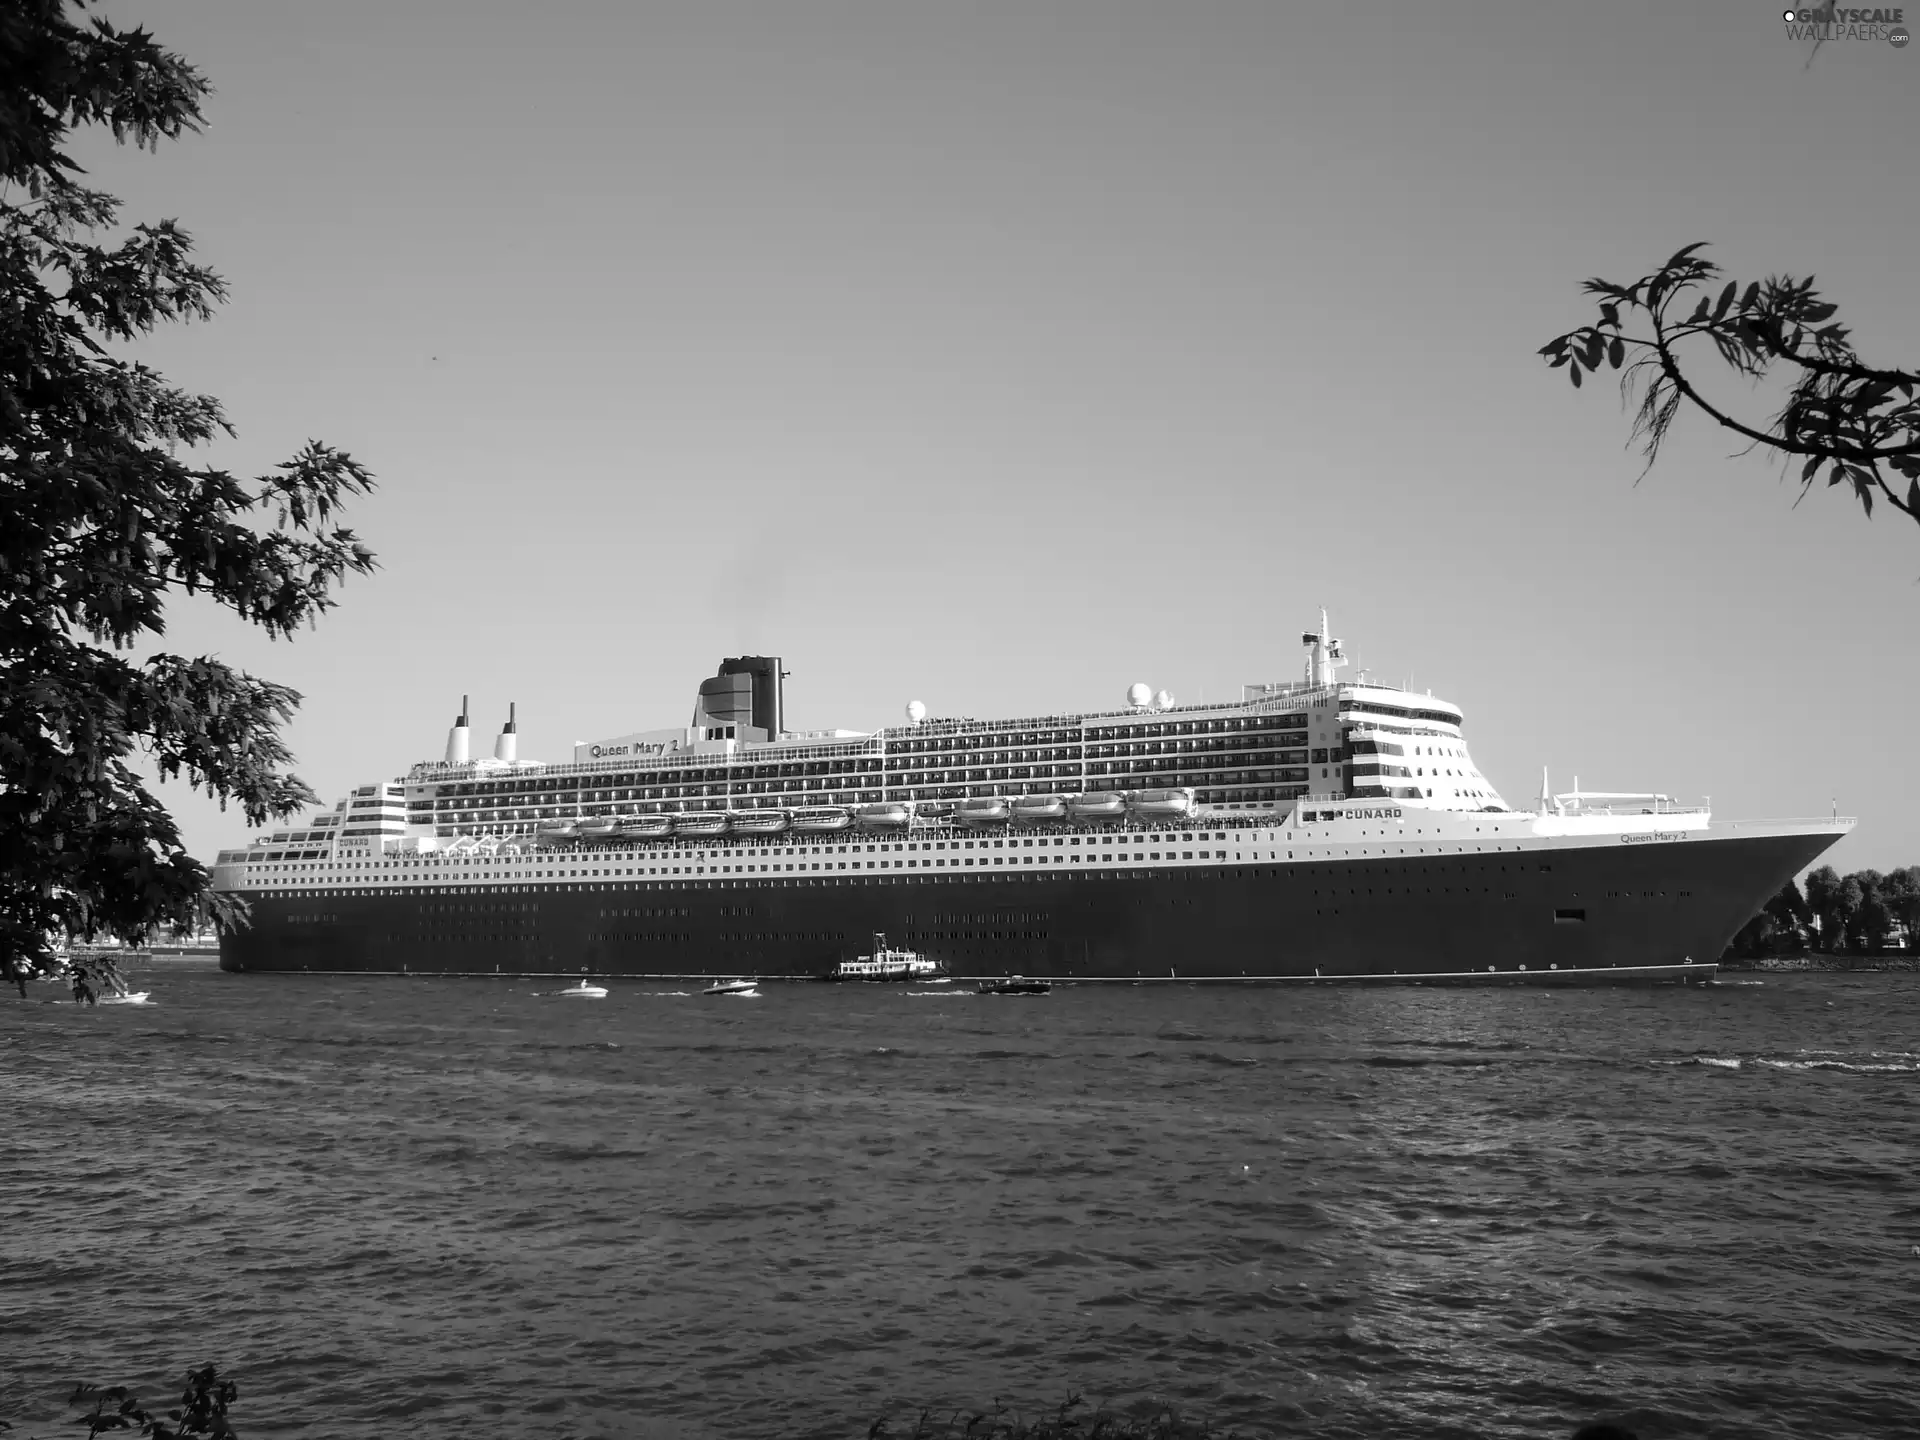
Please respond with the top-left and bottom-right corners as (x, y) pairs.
(211, 617), (1850, 984)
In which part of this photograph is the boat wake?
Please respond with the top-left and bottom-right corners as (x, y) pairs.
(1659, 1049), (1920, 1074)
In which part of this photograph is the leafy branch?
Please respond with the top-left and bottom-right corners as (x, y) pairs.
(1539, 242), (1919, 526)
(2, 3), (376, 999)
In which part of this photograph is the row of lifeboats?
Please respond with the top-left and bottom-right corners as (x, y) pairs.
(530, 789), (1194, 845)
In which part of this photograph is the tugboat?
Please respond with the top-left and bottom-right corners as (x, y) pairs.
(823, 933), (946, 983)
(976, 976), (1052, 996)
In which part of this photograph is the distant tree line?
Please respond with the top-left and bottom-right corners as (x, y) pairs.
(1726, 865), (1920, 958)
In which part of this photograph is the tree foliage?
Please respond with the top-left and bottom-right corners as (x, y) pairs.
(1732, 865), (1920, 958)
(1540, 243), (1919, 527)
(1, 2), (375, 999)
(64, 1366), (237, 1438)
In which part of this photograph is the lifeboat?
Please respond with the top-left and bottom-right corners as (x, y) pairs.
(616, 815), (671, 840)
(915, 801), (957, 821)
(854, 801), (913, 829)
(730, 809), (790, 835)
(958, 796), (1012, 825)
(576, 817), (621, 840)
(1011, 795), (1068, 823)
(791, 806), (853, 833)
(1130, 787), (1195, 819)
(1067, 792), (1128, 821)
(535, 821), (581, 844)
(674, 812), (730, 837)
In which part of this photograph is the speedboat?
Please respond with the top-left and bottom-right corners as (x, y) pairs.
(703, 978), (759, 996)
(977, 976), (1051, 996)
(559, 979), (608, 998)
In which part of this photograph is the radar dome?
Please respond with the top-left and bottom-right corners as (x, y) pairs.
(1127, 682), (1152, 708)
(1154, 689), (1174, 710)
(905, 700), (927, 723)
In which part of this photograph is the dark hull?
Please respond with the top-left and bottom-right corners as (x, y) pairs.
(219, 828), (1837, 984)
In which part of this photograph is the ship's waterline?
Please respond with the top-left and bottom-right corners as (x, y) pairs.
(213, 616), (1850, 982)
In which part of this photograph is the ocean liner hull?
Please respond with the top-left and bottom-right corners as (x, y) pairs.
(219, 823), (1839, 983)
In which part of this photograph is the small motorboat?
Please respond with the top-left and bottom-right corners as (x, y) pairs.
(703, 978), (759, 996)
(559, 979), (608, 999)
(977, 976), (1051, 996)
(95, 989), (152, 1005)
(791, 806), (853, 833)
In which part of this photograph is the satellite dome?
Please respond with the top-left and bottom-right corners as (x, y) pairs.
(1127, 682), (1151, 708)
(905, 700), (927, 723)
(1154, 689), (1174, 710)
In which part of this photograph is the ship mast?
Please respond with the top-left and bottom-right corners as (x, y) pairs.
(1301, 609), (1348, 689)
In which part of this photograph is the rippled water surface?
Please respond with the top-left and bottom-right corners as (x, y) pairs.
(5, 970), (1917, 1439)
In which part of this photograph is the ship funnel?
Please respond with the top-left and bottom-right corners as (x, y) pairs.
(692, 656), (783, 741)
(445, 694), (471, 764)
(494, 702), (518, 763)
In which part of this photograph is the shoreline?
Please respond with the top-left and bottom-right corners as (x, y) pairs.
(1719, 953), (1917, 973)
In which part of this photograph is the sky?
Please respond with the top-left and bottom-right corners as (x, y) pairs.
(73, 0), (1919, 876)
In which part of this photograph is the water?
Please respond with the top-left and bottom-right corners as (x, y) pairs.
(5, 972), (1917, 1440)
